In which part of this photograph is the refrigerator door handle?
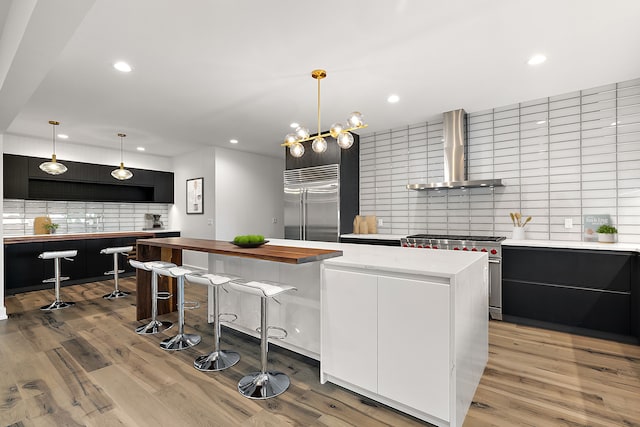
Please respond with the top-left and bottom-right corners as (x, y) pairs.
(302, 190), (307, 240)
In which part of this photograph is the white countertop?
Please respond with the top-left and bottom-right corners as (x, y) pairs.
(3, 229), (181, 240)
(503, 238), (640, 252)
(341, 233), (640, 253)
(267, 238), (486, 278)
(340, 233), (404, 240)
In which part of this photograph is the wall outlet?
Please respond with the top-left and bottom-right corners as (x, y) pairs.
(377, 218), (383, 227)
(272, 217), (277, 224)
(564, 218), (573, 229)
(207, 218), (213, 226)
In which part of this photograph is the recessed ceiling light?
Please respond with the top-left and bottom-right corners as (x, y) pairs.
(57, 134), (69, 139)
(290, 122), (299, 128)
(527, 54), (546, 65)
(387, 94), (400, 103)
(230, 139), (238, 144)
(113, 61), (132, 72)
(136, 146), (145, 151)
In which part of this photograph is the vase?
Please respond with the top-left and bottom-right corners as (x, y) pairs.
(512, 227), (525, 240)
(597, 233), (616, 243)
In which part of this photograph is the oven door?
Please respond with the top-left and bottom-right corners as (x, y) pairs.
(488, 258), (502, 320)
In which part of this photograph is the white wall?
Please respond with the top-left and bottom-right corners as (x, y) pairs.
(0, 133), (6, 320)
(3, 133), (172, 171)
(171, 146), (216, 268)
(214, 147), (284, 241)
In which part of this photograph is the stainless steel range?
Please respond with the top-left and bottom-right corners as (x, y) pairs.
(400, 234), (506, 320)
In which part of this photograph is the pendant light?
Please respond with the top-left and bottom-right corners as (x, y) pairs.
(39, 120), (68, 175)
(111, 133), (134, 180)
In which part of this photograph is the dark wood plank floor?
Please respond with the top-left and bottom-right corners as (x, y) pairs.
(1, 278), (639, 426)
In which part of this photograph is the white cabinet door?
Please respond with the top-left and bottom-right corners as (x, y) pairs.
(378, 276), (451, 422)
(322, 267), (378, 392)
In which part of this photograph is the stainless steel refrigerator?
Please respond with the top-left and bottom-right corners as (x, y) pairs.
(284, 164), (340, 242)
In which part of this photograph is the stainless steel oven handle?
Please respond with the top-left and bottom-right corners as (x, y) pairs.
(488, 259), (501, 264)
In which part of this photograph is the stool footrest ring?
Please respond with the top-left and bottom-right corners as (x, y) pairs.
(104, 269), (126, 275)
(256, 326), (287, 340)
(42, 276), (70, 284)
(183, 301), (200, 310)
(219, 313), (238, 323)
(156, 291), (172, 300)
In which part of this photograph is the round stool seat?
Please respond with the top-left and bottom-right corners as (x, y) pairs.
(39, 250), (78, 260)
(228, 279), (297, 399)
(100, 246), (133, 255)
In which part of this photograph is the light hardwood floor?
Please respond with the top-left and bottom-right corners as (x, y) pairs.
(1, 278), (639, 426)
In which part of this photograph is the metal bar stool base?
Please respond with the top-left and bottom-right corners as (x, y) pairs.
(238, 371), (290, 400)
(135, 319), (173, 335)
(194, 350), (240, 372)
(103, 290), (129, 299)
(160, 333), (201, 351)
(40, 300), (75, 311)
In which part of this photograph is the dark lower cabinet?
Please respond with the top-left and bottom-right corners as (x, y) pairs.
(4, 232), (179, 295)
(503, 246), (638, 342)
(339, 236), (401, 246)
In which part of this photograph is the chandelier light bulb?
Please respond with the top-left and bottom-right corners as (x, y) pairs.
(295, 126), (310, 140)
(312, 137), (328, 153)
(347, 112), (364, 128)
(284, 133), (298, 145)
(337, 132), (355, 149)
(290, 142), (305, 158)
(329, 122), (344, 138)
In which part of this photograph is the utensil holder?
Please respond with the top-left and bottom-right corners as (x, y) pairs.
(512, 227), (525, 240)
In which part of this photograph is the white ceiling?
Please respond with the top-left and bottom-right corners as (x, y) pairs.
(1, 0), (640, 160)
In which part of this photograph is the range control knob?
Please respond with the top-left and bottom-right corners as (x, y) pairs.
(453, 247), (459, 250)
(433, 246), (438, 249)
(402, 243), (408, 247)
(471, 248), (478, 251)
(481, 248), (487, 252)
(417, 245), (423, 248)
(424, 245), (430, 249)
(490, 249), (497, 255)
(463, 247), (468, 251)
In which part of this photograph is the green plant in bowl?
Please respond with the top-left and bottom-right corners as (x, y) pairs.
(233, 234), (265, 245)
(596, 225), (617, 234)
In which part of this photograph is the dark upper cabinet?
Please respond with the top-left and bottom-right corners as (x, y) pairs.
(4, 154), (174, 203)
(3, 154), (29, 199)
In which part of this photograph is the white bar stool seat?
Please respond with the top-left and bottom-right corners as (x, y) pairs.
(226, 279), (297, 399)
(152, 266), (205, 351)
(39, 250), (78, 311)
(129, 260), (176, 334)
(185, 272), (241, 371)
(100, 246), (133, 299)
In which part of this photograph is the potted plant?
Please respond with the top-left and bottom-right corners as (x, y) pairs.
(44, 223), (59, 234)
(596, 224), (617, 243)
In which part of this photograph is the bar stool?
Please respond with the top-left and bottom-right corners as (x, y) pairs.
(39, 250), (78, 311)
(100, 246), (133, 299)
(226, 279), (297, 399)
(152, 265), (204, 351)
(185, 272), (240, 371)
(129, 260), (176, 334)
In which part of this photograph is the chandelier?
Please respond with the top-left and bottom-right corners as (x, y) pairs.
(111, 133), (134, 180)
(39, 120), (68, 175)
(282, 69), (367, 158)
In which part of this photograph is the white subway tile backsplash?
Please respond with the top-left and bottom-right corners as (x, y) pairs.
(358, 77), (640, 241)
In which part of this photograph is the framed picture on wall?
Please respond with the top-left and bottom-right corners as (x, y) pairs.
(186, 177), (204, 214)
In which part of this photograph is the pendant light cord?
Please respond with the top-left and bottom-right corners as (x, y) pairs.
(317, 76), (321, 138)
(51, 123), (56, 154)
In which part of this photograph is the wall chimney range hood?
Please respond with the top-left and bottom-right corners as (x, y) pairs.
(406, 109), (503, 191)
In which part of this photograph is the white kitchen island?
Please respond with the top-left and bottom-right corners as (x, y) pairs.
(211, 239), (488, 427)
